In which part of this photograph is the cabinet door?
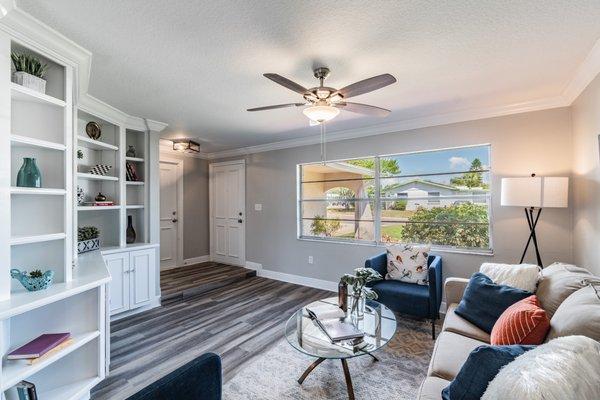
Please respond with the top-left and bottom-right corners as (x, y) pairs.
(104, 253), (130, 315)
(129, 249), (156, 309)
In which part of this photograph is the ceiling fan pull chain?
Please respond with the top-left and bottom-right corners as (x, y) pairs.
(320, 122), (327, 164)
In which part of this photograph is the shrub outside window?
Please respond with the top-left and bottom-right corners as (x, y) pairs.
(297, 145), (492, 252)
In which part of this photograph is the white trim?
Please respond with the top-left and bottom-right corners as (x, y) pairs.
(183, 255), (211, 266)
(209, 159), (246, 267)
(258, 268), (338, 292)
(159, 157), (185, 269)
(245, 261), (262, 271)
(562, 37), (600, 104)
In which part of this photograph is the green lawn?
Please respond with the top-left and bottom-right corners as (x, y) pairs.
(381, 224), (403, 239)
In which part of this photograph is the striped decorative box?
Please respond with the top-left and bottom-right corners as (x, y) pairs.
(88, 164), (112, 176)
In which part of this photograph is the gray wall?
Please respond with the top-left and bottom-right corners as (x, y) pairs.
(216, 107), (574, 283)
(159, 151), (210, 260)
(571, 73), (600, 276)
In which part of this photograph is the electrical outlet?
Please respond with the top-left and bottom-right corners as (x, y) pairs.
(254, 203), (262, 211)
(308, 256), (313, 264)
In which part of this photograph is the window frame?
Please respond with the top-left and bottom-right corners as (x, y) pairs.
(297, 144), (493, 254)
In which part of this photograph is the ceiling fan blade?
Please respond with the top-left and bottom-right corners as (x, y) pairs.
(247, 103), (305, 112)
(335, 74), (396, 99)
(263, 73), (309, 95)
(335, 102), (391, 117)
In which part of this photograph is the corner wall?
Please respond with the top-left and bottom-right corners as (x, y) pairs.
(215, 107), (574, 283)
(571, 73), (600, 275)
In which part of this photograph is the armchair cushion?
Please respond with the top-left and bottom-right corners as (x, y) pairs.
(385, 244), (431, 285)
(369, 279), (430, 317)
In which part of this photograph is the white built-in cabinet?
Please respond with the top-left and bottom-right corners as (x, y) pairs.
(104, 248), (157, 316)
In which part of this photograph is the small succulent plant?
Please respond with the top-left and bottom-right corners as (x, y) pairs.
(11, 52), (48, 78)
(78, 226), (100, 241)
(29, 269), (43, 278)
(77, 149), (84, 159)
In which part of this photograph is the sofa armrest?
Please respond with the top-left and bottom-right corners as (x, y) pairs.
(427, 256), (443, 318)
(444, 277), (469, 306)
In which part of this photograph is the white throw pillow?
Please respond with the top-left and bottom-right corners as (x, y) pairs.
(482, 335), (600, 400)
(480, 263), (541, 292)
(386, 244), (430, 285)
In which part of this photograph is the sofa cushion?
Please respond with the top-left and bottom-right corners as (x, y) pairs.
(455, 273), (532, 333)
(386, 244), (430, 285)
(536, 262), (593, 317)
(428, 331), (486, 381)
(480, 262), (540, 292)
(370, 279), (430, 317)
(491, 295), (550, 345)
(418, 377), (451, 400)
(441, 344), (534, 400)
(483, 336), (600, 400)
(443, 303), (490, 343)
(546, 284), (600, 342)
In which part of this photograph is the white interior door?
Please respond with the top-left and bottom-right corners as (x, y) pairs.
(159, 160), (181, 269)
(211, 161), (245, 266)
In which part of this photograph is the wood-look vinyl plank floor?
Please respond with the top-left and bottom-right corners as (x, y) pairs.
(91, 273), (332, 400)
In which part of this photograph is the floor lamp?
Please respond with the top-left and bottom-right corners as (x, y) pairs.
(501, 174), (569, 267)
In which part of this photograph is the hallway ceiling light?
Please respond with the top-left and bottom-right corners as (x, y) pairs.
(172, 139), (200, 153)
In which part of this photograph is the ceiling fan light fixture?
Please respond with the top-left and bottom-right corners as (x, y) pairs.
(329, 93), (343, 103)
(303, 104), (340, 123)
(316, 89), (330, 99)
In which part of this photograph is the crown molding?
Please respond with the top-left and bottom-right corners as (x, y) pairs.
(0, 4), (168, 133)
(206, 95), (568, 159)
(561, 37), (600, 104)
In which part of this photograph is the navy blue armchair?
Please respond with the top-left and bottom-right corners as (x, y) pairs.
(126, 353), (222, 400)
(365, 253), (442, 339)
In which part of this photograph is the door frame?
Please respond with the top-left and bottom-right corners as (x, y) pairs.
(209, 159), (246, 266)
(159, 157), (184, 269)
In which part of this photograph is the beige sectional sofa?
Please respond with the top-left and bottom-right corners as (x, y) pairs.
(417, 264), (600, 399)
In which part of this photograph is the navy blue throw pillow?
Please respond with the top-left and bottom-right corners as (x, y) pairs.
(441, 345), (535, 400)
(454, 272), (532, 333)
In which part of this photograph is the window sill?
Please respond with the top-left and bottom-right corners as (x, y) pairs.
(297, 236), (494, 257)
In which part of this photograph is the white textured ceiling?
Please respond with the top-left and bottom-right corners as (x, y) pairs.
(18, 0), (600, 152)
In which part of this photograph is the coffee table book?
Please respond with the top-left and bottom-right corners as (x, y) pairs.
(8, 333), (71, 359)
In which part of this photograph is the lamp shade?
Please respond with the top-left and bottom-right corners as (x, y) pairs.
(501, 177), (542, 207)
(501, 176), (568, 208)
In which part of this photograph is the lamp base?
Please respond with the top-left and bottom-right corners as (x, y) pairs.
(519, 207), (543, 267)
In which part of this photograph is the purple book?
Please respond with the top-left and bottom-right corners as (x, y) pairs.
(8, 333), (70, 359)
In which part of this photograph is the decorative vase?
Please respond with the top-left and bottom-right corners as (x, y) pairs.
(16, 157), (41, 188)
(95, 192), (107, 202)
(126, 145), (136, 157)
(126, 215), (136, 244)
(86, 121), (101, 140)
(12, 71), (46, 94)
(10, 269), (54, 291)
(350, 290), (366, 320)
(77, 238), (100, 254)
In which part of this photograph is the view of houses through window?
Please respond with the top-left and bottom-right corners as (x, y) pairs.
(298, 144), (492, 251)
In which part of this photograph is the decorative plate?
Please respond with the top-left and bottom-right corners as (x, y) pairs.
(86, 121), (102, 140)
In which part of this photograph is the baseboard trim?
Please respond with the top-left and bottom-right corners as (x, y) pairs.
(183, 255), (211, 266)
(257, 268), (338, 292)
(245, 261), (262, 271)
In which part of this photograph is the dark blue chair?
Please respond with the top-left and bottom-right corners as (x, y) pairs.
(126, 353), (222, 400)
(365, 253), (442, 339)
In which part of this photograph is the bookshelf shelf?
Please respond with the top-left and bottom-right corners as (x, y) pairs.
(126, 205), (144, 209)
(126, 181), (144, 186)
(10, 134), (66, 151)
(10, 82), (66, 108)
(77, 206), (120, 211)
(126, 156), (144, 162)
(77, 135), (118, 151)
(1, 330), (100, 390)
(44, 376), (101, 400)
(9, 233), (66, 246)
(77, 172), (119, 182)
(10, 187), (66, 196)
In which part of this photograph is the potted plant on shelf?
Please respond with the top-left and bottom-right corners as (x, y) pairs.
(77, 226), (100, 254)
(11, 52), (48, 94)
(341, 267), (382, 319)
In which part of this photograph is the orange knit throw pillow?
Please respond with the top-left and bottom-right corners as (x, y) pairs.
(490, 295), (550, 345)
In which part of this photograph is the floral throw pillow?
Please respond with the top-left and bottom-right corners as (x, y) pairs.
(386, 244), (431, 285)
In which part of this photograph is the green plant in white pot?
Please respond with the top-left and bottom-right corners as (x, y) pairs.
(11, 52), (48, 94)
(78, 226), (100, 254)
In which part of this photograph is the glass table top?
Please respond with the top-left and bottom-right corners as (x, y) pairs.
(284, 296), (397, 359)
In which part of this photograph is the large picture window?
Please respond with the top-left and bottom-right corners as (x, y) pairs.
(297, 145), (492, 252)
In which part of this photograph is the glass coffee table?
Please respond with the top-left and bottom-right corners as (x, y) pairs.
(284, 297), (397, 400)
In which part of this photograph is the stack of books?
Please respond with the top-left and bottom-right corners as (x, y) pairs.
(8, 333), (72, 365)
(83, 201), (114, 207)
(125, 162), (140, 181)
(304, 304), (367, 354)
(16, 381), (37, 400)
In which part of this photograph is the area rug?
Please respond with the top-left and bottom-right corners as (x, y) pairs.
(223, 317), (439, 399)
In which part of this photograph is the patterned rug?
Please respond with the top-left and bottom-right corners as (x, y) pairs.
(223, 317), (439, 399)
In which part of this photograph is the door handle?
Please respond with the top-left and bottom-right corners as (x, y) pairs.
(172, 219), (178, 223)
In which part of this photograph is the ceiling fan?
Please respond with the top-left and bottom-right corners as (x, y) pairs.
(247, 67), (396, 123)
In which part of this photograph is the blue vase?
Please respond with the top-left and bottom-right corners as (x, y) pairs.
(16, 157), (41, 188)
